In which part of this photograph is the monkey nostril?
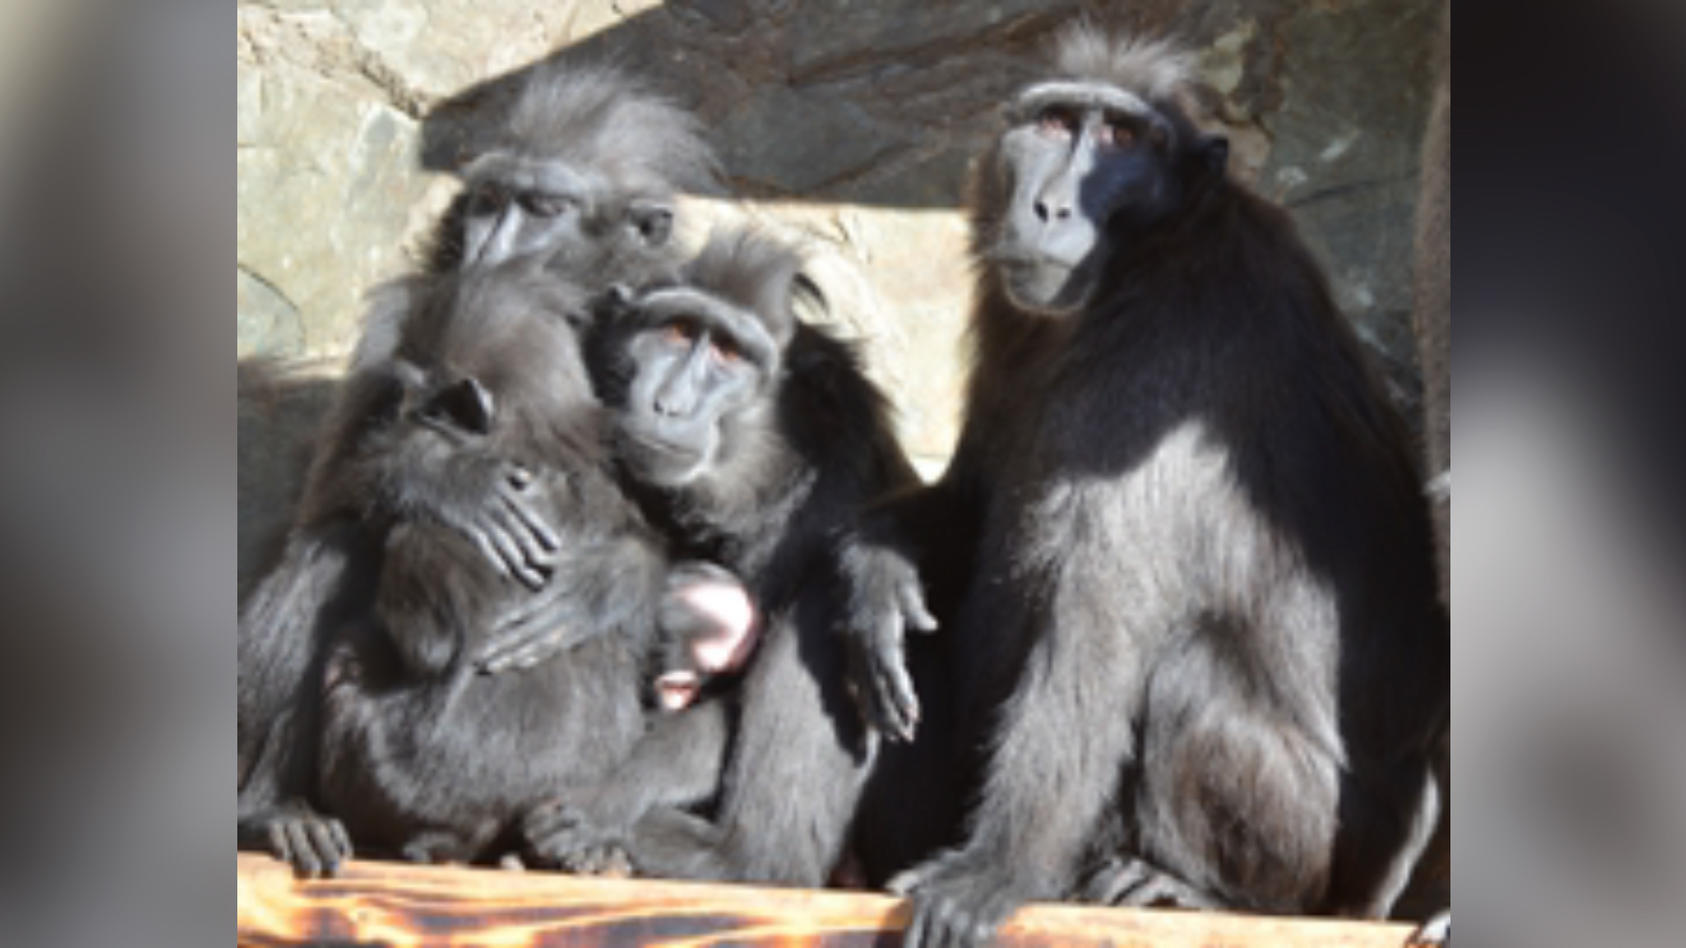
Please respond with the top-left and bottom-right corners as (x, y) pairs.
(1054, 205), (1072, 220)
(1033, 200), (1050, 222)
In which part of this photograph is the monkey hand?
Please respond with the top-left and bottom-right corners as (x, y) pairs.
(438, 459), (561, 590)
(837, 541), (937, 743)
(246, 801), (353, 879)
(521, 797), (634, 877)
(472, 579), (600, 674)
(890, 848), (1033, 948)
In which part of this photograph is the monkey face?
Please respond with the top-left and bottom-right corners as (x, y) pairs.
(595, 286), (780, 489)
(989, 81), (1226, 316)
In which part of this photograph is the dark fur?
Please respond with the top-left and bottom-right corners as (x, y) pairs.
(536, 230), (936, 885)
(840, 27), (1448, 947)
(311, 264), (725, 865)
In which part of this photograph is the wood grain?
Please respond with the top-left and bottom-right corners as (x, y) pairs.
(237, 851), (1420, 946)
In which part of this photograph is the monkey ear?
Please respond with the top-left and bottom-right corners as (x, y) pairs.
(1200, 135), (1230, 177)
(426, 377), (496, 435)
(792, 272), (829, 320)
(628, 199), (675, 248)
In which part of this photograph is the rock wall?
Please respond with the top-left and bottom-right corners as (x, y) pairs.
(238, 0), (1444, 586)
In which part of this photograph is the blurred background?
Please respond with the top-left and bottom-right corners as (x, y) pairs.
(3, 0), (1686, 945)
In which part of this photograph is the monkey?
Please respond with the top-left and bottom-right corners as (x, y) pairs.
(835, 28), (1448, 947)
(237, 65), (719, 874)
(298, 261), (755, 869)
(516, 228), (948, 886)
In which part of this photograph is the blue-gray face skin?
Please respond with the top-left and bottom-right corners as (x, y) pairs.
(610, 286), (780, 488)
(992, 80), (1225, 315)
(457, 154), (674, 268)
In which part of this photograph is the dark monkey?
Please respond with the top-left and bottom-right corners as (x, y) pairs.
(237, 68), (718, 875)
(519, 230), (941, 885)
(308, 262), (754, 867)
(838, 29), (1447, 946)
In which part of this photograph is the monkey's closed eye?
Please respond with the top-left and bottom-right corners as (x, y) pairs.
(662, 320), (699, 345)
(710, 340), (742, 365)
(1035, 106), (1078, 137)
(522, 193), (574, 218)
(1098, 121), (1137, 149)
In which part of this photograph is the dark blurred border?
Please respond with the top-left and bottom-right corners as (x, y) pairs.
(1458, 1), (1686, 945)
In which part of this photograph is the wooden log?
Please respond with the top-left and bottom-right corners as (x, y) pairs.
(237, 851), (1419, 946)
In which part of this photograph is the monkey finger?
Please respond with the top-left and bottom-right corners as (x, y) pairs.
(904, 897), (943, 948)
(876, 618), (922, 735)
(480, 516), (547, 589)
(498, 489), (562, 552)
(305, 820), (346, 875)
(466, 527), (517, 582)
(522, 800), (580, 841)
(284, 821), (324, 878)
(870, 640), (919, 742)
(267, 822), (293, 865)
(491, 503), (559, 578)
(897, 580), (939, 633)
(499, 628), (567, 671)
(476, 626), (565, 673)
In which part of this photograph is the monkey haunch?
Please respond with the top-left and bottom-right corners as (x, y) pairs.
(841, 28), (1447, 947)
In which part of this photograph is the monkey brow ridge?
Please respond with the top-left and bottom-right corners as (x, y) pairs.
(1010, 81), (1156, 123)
(636, 287), (778, 369)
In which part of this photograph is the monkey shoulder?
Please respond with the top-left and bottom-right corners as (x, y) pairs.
(779, 323), (917, 493)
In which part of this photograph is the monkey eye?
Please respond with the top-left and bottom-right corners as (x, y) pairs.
(1098, 120), (1138, 149)
(1035, 106), (1078, 138)
(662, 319), (700, 345)
(522, 193), (575, 218)
(710, 339), (742, 365)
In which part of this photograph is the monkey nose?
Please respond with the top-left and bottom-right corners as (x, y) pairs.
(1033, 199), (1073, 223)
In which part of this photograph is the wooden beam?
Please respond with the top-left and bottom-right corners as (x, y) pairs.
(238, 851), (1418, 946)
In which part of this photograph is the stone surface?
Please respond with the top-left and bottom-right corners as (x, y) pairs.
(237, 0), (1444, 587)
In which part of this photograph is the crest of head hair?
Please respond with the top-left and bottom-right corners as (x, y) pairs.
(1050, 24), (1195, 101)
(684, 228), (805, 323)
(499, 60), (722, 194)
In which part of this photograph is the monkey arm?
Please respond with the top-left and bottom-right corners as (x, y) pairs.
(835, 476), (975, 742)
(469, 531), (670, 674)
